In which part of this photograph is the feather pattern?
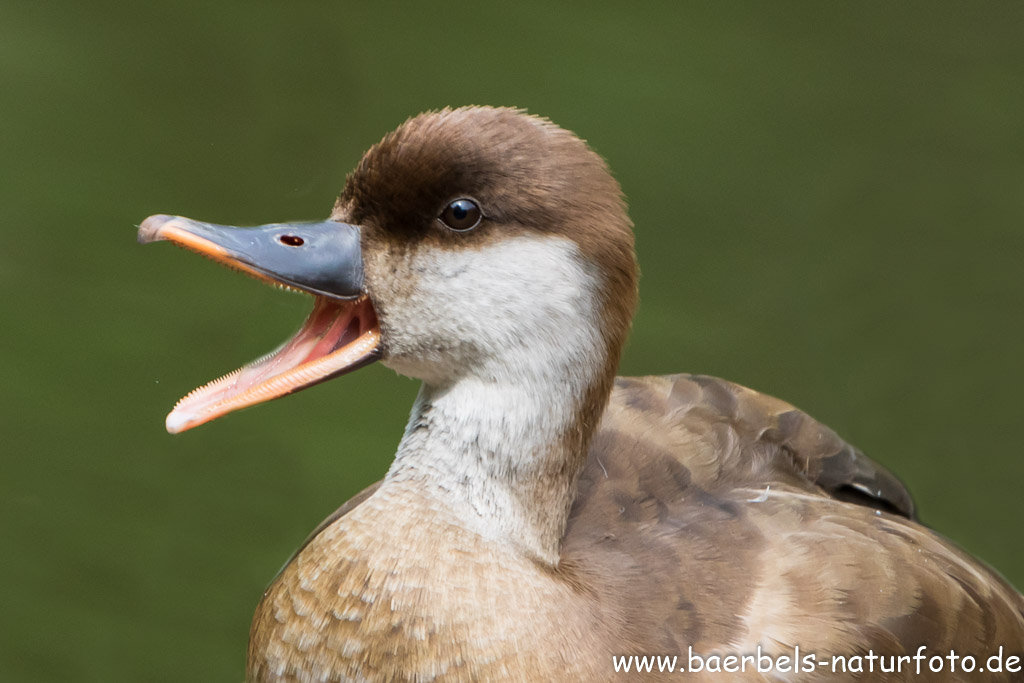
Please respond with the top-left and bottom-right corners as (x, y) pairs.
(146, 106), (1024, 682)
(249, 374), (1024, 682)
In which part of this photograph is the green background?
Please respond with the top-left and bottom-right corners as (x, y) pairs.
(2, 1), (1022, 680)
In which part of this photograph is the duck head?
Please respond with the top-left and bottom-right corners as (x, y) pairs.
(140, 107), (638, 436)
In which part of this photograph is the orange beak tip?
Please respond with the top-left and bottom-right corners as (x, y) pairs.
(138, 214), (176, 244)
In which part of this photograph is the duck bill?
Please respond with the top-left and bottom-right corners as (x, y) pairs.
(138, 214), (381, 434)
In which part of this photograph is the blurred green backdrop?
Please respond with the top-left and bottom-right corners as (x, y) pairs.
(2, 1), (1022, 680)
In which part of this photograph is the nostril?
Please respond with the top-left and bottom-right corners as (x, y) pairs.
(279, 235), (304, 247)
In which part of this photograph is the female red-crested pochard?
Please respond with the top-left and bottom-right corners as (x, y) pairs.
(140, 107), (1024, 682)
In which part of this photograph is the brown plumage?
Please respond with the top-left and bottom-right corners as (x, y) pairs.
(141, 106), (1024, 682)
(250, 375), (1024, 681)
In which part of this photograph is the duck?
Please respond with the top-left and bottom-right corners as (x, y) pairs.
(139, 106), (1024, 682)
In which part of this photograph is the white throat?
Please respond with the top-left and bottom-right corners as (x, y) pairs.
(376, 235), (609, 564)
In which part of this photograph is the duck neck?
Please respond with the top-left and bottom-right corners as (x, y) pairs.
(382, 359), (612, 567)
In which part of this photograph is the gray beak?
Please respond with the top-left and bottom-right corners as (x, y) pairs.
(137, 214), (363, 300)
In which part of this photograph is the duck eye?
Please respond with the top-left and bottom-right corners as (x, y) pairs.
(439, 198), (482, 231)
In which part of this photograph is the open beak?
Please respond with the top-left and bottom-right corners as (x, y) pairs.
(138, 214), (381, 434)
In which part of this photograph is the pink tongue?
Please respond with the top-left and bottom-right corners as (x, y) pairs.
(226, 298), (358, 390)
(294, 298), (359, 364)
(167, 298), (360, 433)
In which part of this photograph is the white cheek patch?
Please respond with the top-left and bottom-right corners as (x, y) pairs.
(380, 234), (605, 387)
(377, 234), (609, 558)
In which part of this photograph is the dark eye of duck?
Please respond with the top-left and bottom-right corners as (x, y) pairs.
(438, 198), (482, 231)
